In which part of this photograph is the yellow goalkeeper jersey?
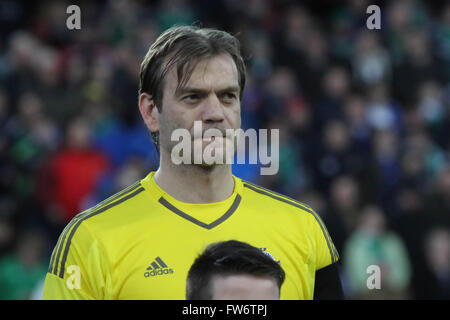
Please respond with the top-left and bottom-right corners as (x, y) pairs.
(43, 171), (339, 300)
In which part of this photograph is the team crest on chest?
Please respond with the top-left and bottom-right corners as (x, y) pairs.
(260, 247), (281, 264)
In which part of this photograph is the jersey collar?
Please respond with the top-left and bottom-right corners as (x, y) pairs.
(141, 171), (243, 229)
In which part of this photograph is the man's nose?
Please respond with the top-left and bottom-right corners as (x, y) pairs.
(201, 94), (224, 123)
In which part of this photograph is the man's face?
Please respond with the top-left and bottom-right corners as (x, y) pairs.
(210, 274), (280, 300)
(157, 54), (241, 166)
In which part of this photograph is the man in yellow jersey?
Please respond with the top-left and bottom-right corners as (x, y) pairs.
(43, 25), (343, 300)
(186, 240), (285, 300)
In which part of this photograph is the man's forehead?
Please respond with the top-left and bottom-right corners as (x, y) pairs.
(211, 274), (280, 298)
(164, 54), (239, 93)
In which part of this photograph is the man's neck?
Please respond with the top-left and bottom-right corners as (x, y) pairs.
(154, 155), (235, 203)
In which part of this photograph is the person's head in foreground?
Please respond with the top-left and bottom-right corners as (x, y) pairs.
(186, 240), (285, 300)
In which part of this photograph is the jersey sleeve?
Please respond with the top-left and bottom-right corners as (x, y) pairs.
(311, 213), (339, 270)
(43, 221), (112, 300)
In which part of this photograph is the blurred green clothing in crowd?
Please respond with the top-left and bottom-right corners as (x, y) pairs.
(0, 254), (47, 300)
(343, 229), (412, 299)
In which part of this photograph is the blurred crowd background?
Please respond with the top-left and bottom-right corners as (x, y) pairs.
(0, 0), (449, 300)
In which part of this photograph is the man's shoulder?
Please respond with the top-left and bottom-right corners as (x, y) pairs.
(239, 179), (340, 265)
(240, 179), (319, 219)
(72, 181), (150, 231)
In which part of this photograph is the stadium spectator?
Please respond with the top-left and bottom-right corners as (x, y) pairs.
(36, 116), (110, 223)
(326, 175), (362, 255)
(423, 227), (450, 299)
(343, 205), (412, 299)
(0, 229), (48, 299)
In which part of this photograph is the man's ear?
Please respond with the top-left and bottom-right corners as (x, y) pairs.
(138, 93), (160, 133)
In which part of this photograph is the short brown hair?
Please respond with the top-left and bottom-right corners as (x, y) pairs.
(139, 25), (246, 112)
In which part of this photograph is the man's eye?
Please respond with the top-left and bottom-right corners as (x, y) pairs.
(222, 93), (237, 101)
(183, 94), (199, 102)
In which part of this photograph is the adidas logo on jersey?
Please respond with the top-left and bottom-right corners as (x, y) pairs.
(144, 257), (174, 277)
